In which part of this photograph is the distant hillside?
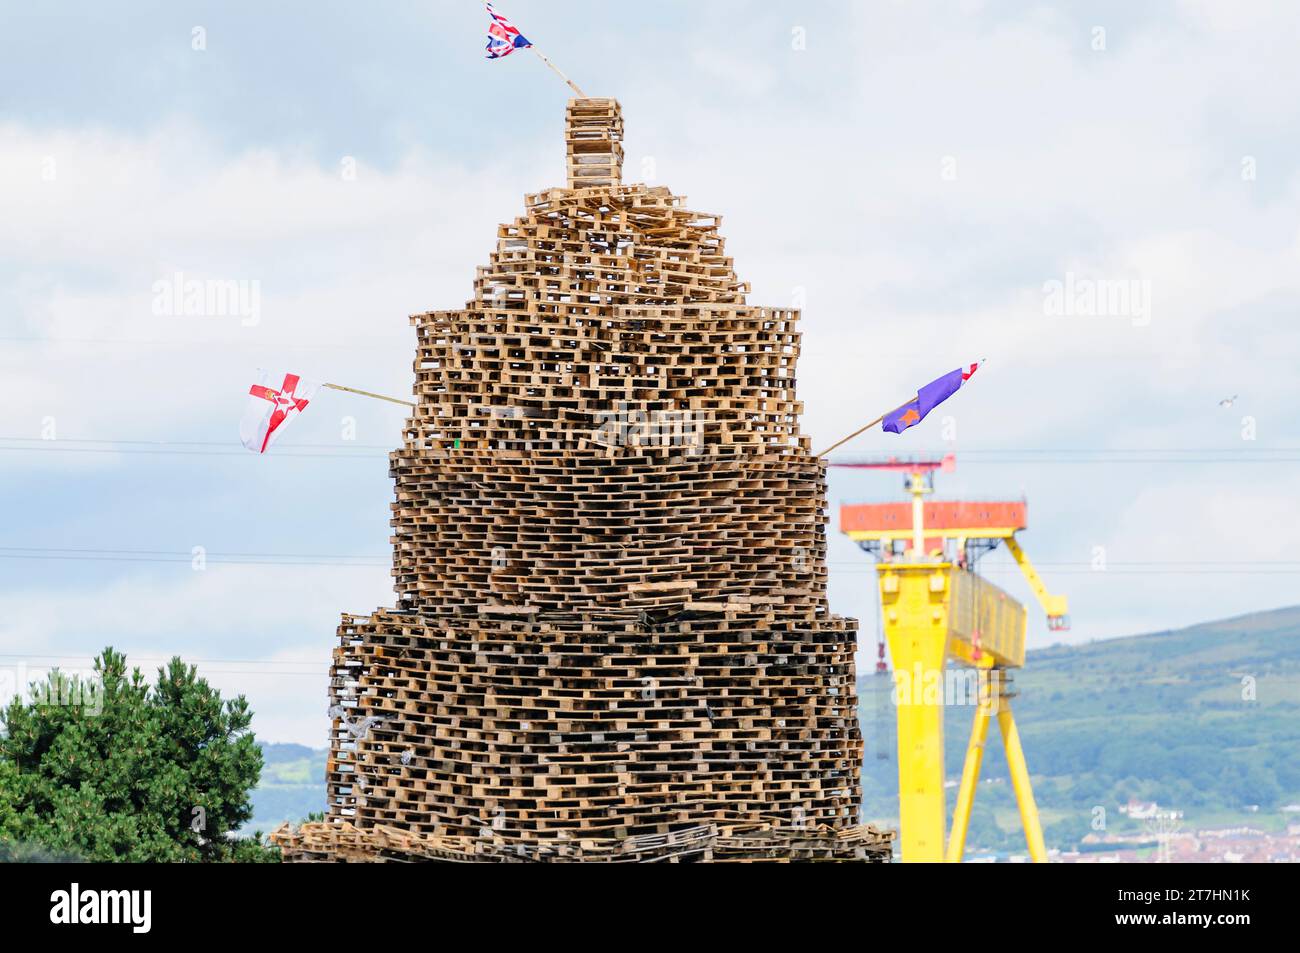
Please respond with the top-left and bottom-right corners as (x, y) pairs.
(250, 608), (1300, 847)
(247, 742), (326, 831)
(859, 605), (1300, 852)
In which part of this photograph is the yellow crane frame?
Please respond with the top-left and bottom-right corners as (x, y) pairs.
(852, 472), (1068, 862)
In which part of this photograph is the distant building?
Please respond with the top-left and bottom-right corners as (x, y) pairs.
(1121, 800), (1160, 819)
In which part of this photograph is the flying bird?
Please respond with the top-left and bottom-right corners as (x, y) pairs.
(1218, 395), (1238, 408)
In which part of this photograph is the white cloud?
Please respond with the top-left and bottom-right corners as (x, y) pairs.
(4, 3), (1300, 743)
(0, 122), (554, 457)
(0, 563), (391, 655)
(0, 564), (391, 745)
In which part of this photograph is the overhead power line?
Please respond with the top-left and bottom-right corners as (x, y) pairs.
(0, 435), (1297, 463)
(1, 544), (1298, 574)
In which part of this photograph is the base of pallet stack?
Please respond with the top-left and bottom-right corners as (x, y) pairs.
(270, 820), (893, 863)
(307, 607), (863, 852)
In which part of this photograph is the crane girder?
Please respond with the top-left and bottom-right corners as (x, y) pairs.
(1004, 534), (1070, 630)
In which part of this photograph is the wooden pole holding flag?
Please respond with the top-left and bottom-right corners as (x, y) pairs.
(815, 361), (985, 458)
(814, 400), (914, 458)
(531, 47), (586, 97)
(486, 3), (586, 97)
(323, 382), (416, 408)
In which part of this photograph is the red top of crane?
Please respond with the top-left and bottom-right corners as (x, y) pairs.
(830, 452), (956, 474)
(833, 452), (1069, 630)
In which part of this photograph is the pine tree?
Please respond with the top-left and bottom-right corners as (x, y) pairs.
(0, 647), (276, 862)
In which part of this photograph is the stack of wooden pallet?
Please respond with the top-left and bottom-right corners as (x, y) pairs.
(274, 98), (891, 863)
(564, 97), (623, 189)
(272, 819), (892, 864)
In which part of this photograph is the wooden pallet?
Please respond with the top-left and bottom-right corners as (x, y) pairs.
(565, 98), (623, 189)
(388, 448), (831, 614)
(272, 820), (892, 864)
(272, 98), (889, 863)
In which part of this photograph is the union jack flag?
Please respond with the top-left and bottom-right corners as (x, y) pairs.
(485, 3), (531, 59)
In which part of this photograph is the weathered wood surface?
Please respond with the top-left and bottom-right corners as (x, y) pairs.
(273, 98), (888, 863)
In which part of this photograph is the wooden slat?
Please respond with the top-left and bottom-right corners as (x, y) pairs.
(270, 97), (887, 864)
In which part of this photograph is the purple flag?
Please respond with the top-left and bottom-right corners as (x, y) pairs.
(882, 363), (981, 434)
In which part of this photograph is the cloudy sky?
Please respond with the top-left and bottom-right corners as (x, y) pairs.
(3, 1), (1298, 745)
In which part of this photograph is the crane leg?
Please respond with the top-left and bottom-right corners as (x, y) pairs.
(879, 567), (952, 862)
(997, 701), (1049, 862)
(893, 665), (948, 861)
(946, 678), (994, 863)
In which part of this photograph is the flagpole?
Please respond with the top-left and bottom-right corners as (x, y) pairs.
(323, 382), (416, 408)
(814, 399), (915, 458)
(530, 46), (586, 97)
(817, 361), (986, 458)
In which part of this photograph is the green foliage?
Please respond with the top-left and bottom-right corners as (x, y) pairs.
(0, 647), (278, 862)
(0, 838), (83, 862)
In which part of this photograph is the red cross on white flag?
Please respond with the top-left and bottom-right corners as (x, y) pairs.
(240, 370), (321, 453)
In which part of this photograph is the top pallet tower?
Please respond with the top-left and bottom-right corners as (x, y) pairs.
(274, 99), (889, 863)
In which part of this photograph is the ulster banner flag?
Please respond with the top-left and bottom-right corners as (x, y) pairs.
(240, 370), (320, 453)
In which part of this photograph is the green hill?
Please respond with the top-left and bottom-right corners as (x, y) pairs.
(247, 742), (326, 831)
(859, 605), (1300, 852)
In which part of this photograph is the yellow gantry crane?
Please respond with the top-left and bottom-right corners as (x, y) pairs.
(836, 455), (1068, 862)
